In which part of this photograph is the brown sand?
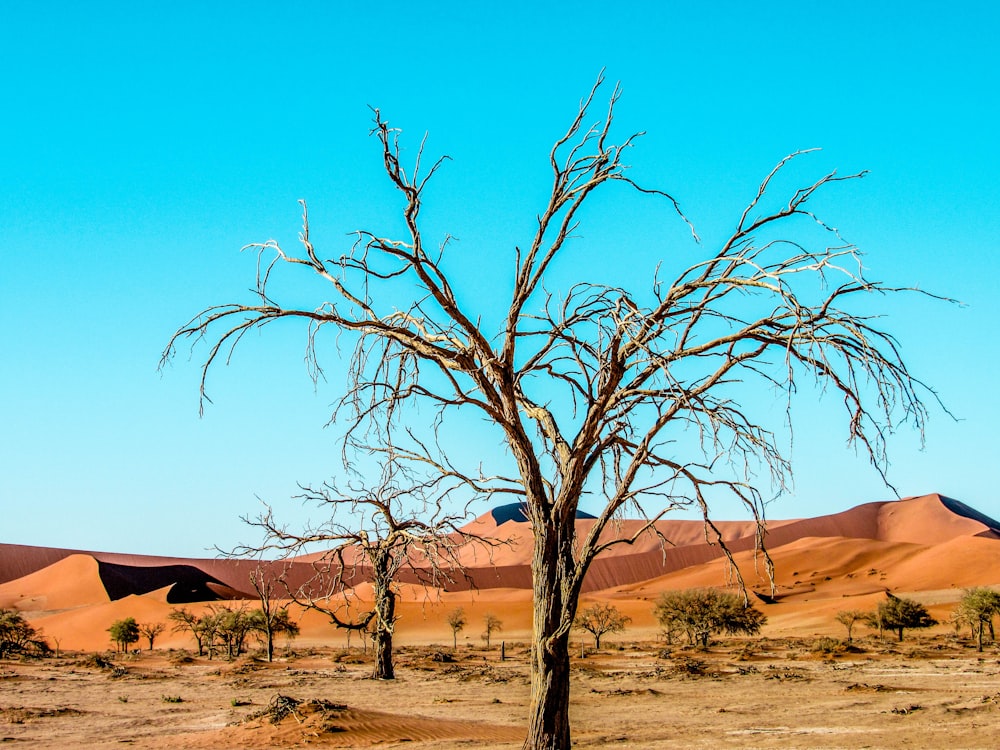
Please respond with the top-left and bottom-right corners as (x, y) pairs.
(4, 637), (1000, 748)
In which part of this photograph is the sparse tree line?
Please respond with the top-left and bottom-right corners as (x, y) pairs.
(835, 588), (1000, 649)
(163, 605), (299, 660)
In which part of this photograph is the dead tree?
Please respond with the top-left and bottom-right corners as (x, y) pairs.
(241, 458), (475, 680)
(163, 74), (944, 748)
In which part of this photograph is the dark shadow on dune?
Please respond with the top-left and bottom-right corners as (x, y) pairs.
(939, 496), (1000, 536)
(96, 561), (239, 603)
(490, 502), (596, 524)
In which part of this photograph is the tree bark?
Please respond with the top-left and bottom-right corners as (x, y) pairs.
(372, 626), (394, 680)
(524, 515), (578, 750)
(371, 569), (396, 680)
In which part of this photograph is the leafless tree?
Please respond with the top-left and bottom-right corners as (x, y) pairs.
(167, 607), (208, 656)
(574, 602), (630, 649)
(481, 612), (502, 649)
(239, 458), (477, 680)
(137, 622), (165, 651)
(163, 73), (944, 747)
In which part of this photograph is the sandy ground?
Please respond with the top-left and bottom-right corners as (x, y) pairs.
(4, 636), (1000, 749)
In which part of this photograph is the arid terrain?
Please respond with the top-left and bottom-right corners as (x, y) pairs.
(4, 637), (1000, 748)
(3, 493), (1000, 747)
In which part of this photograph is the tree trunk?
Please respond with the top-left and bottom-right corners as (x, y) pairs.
(897, 627), (904, 642)
(595, 633), (602, 650)
(371, 570), (396, 680)
(372, 626), (394, 679)
(524, 514), (578, 750)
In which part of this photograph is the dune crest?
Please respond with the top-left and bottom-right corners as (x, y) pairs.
(2, 493), (999, 646)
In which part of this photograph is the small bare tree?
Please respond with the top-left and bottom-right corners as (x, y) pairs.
(446, 607), (467, 650)
(241, 458), (476, 680)
(574, 602), (630, 649)
(482, 612), (503, 649)
(164, 74), (944, 747)
(137, 622), (165, 651)
(168, 607), (208, 656)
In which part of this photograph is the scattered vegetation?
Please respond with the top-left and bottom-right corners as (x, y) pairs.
(167, 604), (298, 661)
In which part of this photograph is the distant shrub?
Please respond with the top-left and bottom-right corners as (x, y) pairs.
(810, 637), (843, 655)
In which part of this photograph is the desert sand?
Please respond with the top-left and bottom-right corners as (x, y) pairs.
(3, 493), (1000, 746)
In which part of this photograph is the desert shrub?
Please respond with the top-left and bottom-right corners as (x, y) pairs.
(811, 637), (843, 655)
(0, 609), (49, 658)
(670, 655), (708, 676)
(653, 589), (766, 647)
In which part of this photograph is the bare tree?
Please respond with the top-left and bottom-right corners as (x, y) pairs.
(164, 74), (942, 748)
(446, 607), (467, 650)
(168, 607), (208, 656)
(481, 612), (502, 649)
(574, 602), (630, 650)
(240, 458), (475, 680)
(137, 622), (165, 651)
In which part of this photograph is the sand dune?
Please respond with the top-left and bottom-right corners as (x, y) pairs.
(3, 493), (999, 649)
(0, 553), (109, 611)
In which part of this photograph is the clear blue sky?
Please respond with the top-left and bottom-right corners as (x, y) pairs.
(2, 2), (998, 556)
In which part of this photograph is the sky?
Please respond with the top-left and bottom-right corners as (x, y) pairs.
(2, 1), (998, 557)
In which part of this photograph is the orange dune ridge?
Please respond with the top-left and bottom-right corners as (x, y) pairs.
(2, 493), (999, 649)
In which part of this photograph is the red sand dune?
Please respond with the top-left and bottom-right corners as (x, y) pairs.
(3, 493), (999, 649)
